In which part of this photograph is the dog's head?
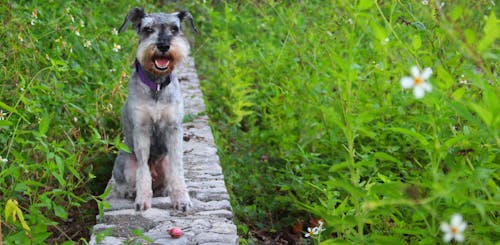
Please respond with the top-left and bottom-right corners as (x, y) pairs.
(119, 8), (197, 76)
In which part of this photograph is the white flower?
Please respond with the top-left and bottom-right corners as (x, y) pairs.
(112, 43), (121, 52)
(75, 29), (80, 36)
(83, 40), (91, 48)
(459, 74), (468, 84)
(0, 110), (5, 120)
(421, 0), (429, 5)
(112, 28), (118, 35)
(440, 214), (467, 243)
(0, 156), (7, 163)
(305, 227), (319, 238)
(70, 15), (75, 23)
(80, 20), (85, 27)
(400, 66), (433, 99)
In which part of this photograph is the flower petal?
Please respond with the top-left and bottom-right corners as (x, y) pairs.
(401, 77), (414, 88)
(457, 222), (467, 232)
(451, 214), (463, 227)
(411, 66), (420, 78)
(440, 223), (451, 232)
(454, 233), (465, 242)
(422, 82), (433, 92)
(413, 86), (425, 99)
(421, 67), (433, 80)
(443, 233), (453, 243)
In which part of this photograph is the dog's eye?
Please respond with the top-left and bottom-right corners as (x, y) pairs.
(143, 27), (154, 33)
(170, 26), (179, 33)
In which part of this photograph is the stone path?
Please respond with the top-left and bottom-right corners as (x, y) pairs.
(90, 57), (238, 245)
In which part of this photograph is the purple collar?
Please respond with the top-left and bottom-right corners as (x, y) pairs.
(135, 59), (172, 91)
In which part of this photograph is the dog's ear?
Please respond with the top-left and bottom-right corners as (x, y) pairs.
(119, 7), (146, 33)
(176, 11), (198, 33)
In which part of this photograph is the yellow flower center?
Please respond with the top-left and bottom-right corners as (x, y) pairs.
(451, 226), (458, 234)
(415, 76), (423, 85)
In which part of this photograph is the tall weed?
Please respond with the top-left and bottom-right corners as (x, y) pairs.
(195, 0), (499, 243)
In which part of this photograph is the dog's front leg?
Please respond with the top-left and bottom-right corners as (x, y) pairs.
(165, 122), (192, 211)
(133, 122), (153, 211)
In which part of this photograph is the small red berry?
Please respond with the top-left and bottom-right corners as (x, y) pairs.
(168, 227), (183, 238)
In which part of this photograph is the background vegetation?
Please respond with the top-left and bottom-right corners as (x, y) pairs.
(0, 0), (498, 244)
(194, 0), (499, 244)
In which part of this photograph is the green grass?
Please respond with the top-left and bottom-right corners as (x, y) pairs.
(1, 0), (498, 244)
(0, 1), (197, 243)
(194, 0), (499, 244)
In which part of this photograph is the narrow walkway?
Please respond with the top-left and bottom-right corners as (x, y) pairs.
(90, 57), (238, 245)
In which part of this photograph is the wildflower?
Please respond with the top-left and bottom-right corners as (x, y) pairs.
(70, 15), (75, 23)
(440, 214), (467, 243)
(421, 0), (429, 5)
(30, 10), (38, 25)
(65, 7), (71, 13)
(112, 28), (118, 35)
(400, 66), (433, 99)
(75, 29), (80, 36)
(80, 20), (85, 27)
(73, 117), (78, 123)
(459, 74), (468, 84)
(305, 227), (319, 238)
(317, 220), (325, 232)
(45, 54), (50, 61)
(113, 43), (121, 52)
(0, 156), (7, 163)
(18, 34), (24, 42)
(0, 110), (5, 120)
(84, 40), (91, 48)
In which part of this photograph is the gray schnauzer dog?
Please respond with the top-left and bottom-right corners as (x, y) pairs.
(111, 7), (197, 211)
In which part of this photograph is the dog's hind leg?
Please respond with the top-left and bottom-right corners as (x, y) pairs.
(111, 151), (138, 199)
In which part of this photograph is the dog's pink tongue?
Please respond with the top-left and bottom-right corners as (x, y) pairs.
(154, 58), (170, 69)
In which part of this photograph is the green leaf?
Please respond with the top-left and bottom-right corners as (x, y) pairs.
(374, 152), (400, 164)
(357, 0), (374, 11)
(387, 127), (429, 147)
(478, 12), (499, 52)
(451, 87), (466, 100)
(370, 22), (387, 41)
(412, 35), (421, 50)
(38, 114), (51, 136)
(53, 204), (68, 220)
(451, 6), (463, 21)
(469, 103), (492, 126)
(0, 101), (29, 122)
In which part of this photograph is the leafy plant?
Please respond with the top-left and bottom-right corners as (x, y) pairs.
(195, 0), (499, 243)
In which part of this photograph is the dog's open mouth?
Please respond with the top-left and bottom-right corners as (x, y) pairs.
(153, 57), (170, 71)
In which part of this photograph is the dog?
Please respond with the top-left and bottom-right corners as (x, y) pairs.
(111, 7), (197, 211)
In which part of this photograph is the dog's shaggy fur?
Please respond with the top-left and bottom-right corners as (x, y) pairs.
(111, 8), (196, 211)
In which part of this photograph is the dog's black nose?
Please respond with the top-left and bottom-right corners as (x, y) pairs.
(157, 43), (170, 52)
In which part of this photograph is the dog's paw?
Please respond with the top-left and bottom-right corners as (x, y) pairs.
(135, 190), (152, 211)
(171, 189), (192, 212)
